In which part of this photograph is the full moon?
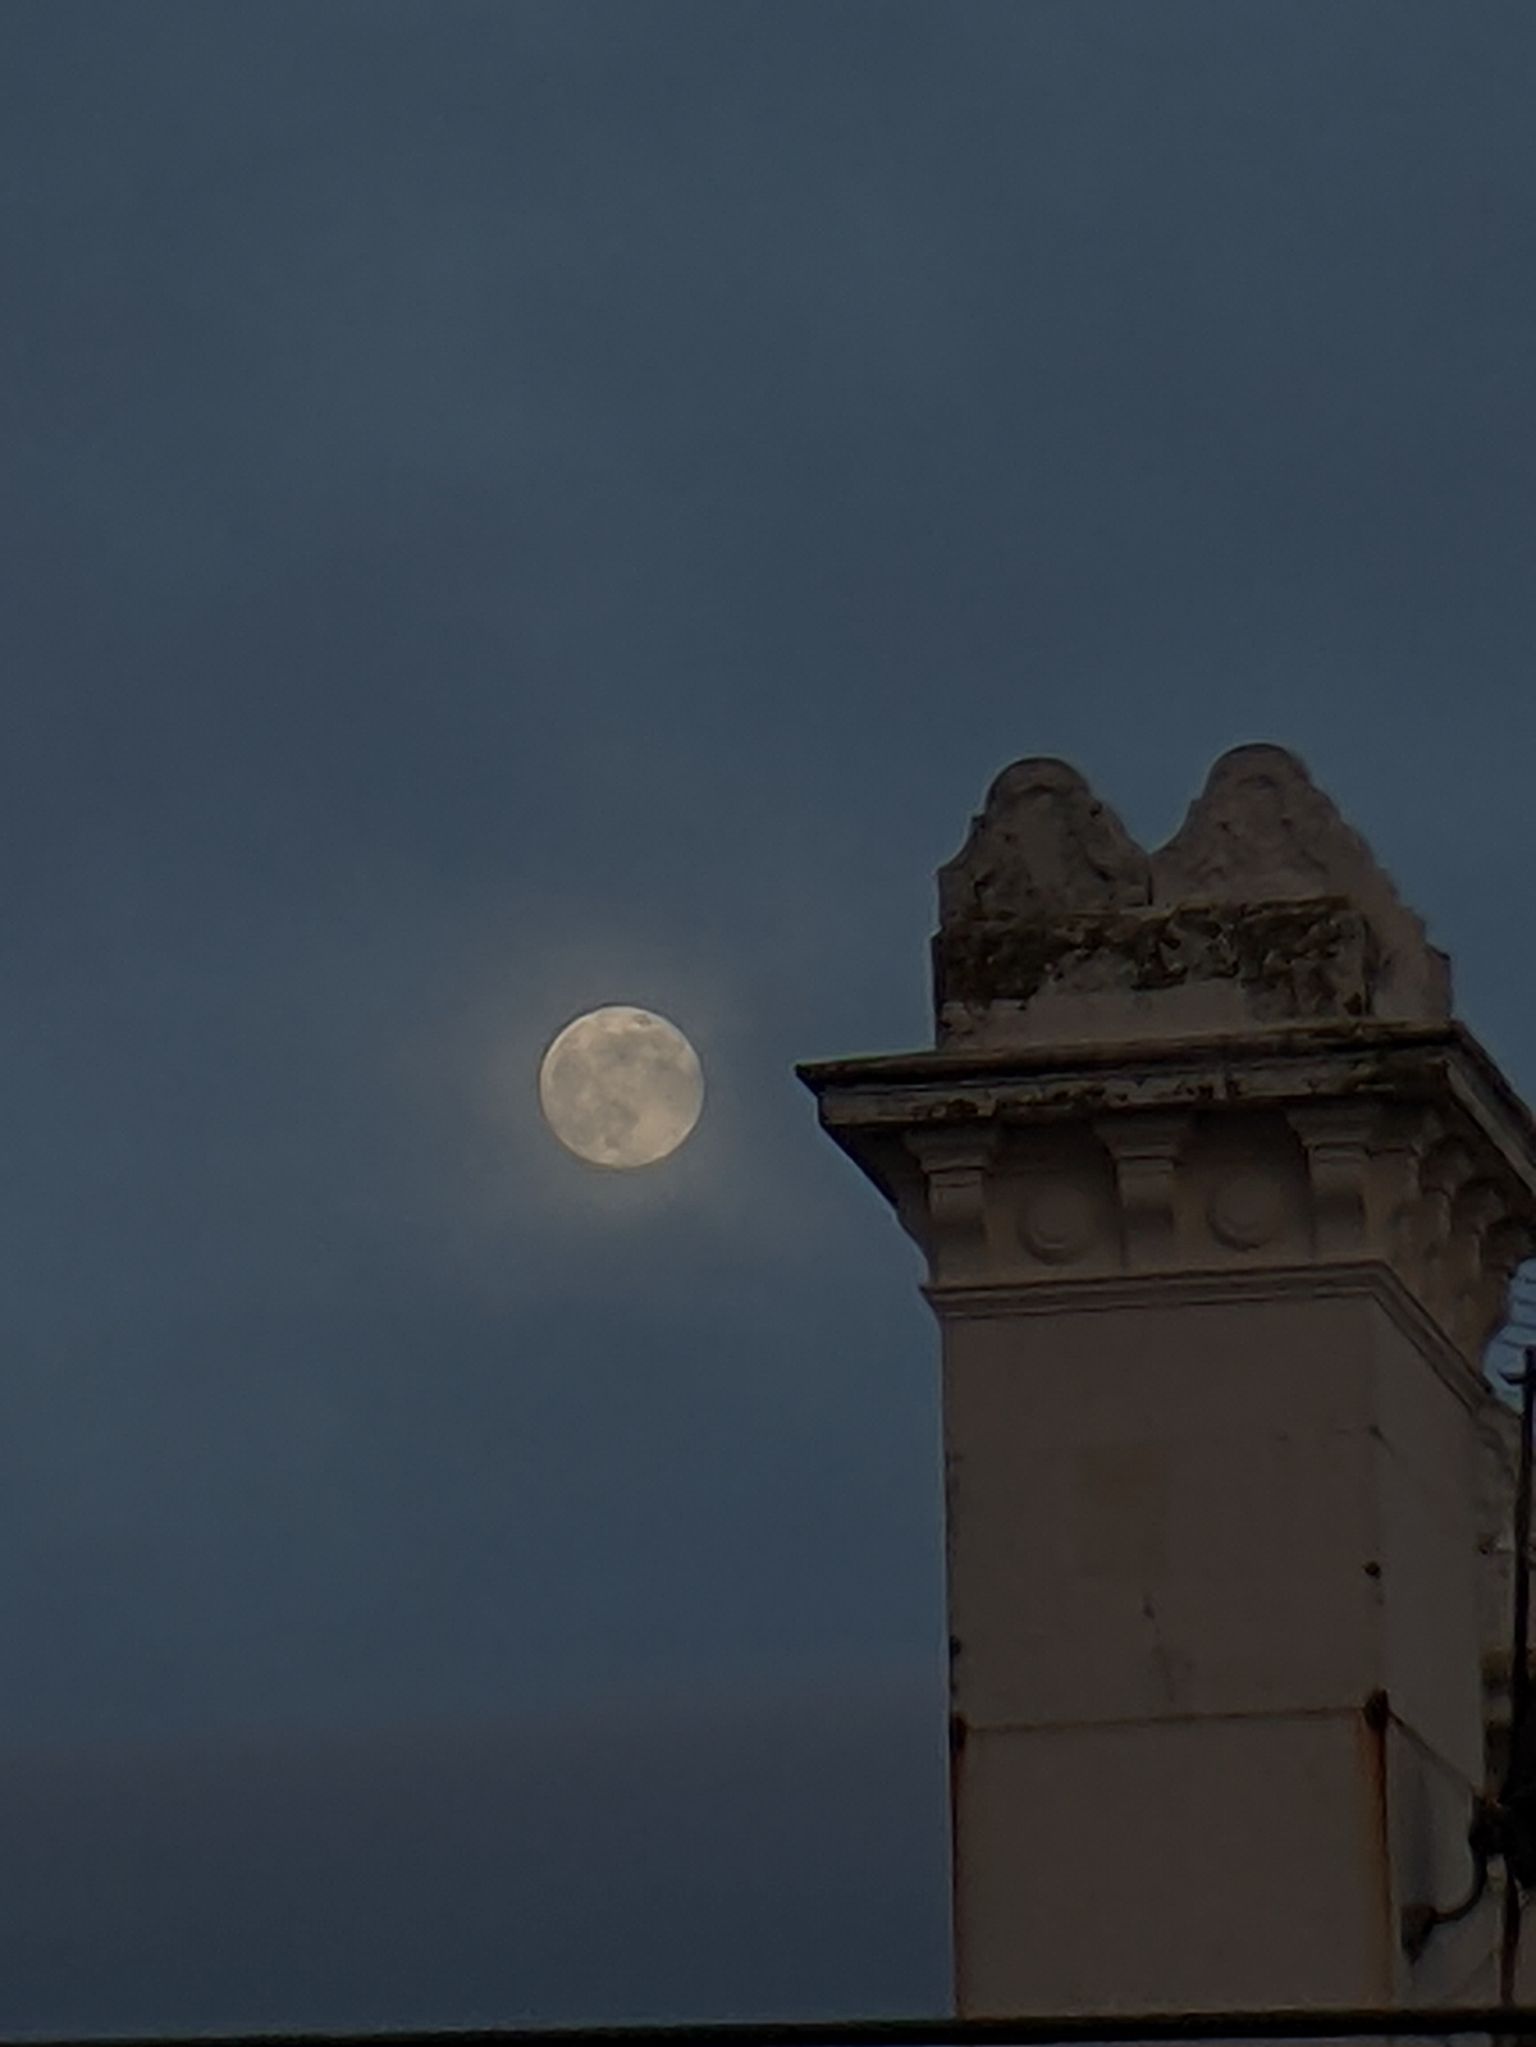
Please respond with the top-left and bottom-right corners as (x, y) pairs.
(538, 1006), (704, 1169)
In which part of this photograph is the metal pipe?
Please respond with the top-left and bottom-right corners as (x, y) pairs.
(1499, 1345), (1536, 2003)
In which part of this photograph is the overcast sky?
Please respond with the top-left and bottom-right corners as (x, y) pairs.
(4, 1), (1536, 2034)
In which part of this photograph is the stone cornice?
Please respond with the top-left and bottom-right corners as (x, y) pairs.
(800, 1021), (1536, 1375)
(800, 1022), (1536, 1193)
(800, 1020), (1536, 1154)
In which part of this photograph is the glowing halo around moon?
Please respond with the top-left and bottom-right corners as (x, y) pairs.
(537, 1006), (704, 1169)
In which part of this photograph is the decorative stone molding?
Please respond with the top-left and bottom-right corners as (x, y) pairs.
(1286, 1104), (1377, 1258)
(1207, 1169), (1287, 1251)
(1367, 1103), (1438, 1270)
(930, 1261), (1488, 1408)
(1406, 1136), (1474, 1299)
(1017, 1182), (1099, 1264)
(1152, 744), (1451, 1023)
(804, 1025), (1536, 1377)
(934, 744), (1452, 1050)
(1378, 1134), (1536, 1363)
(1093, 1113), (1188, 1270)
(906, 1128), (1001, 1286)
(936, 757), (1151, 927)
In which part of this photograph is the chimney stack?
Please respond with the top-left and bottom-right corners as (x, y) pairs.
(800, 744), (1536, 2014)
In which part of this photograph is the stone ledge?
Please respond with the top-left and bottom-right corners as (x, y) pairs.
(801, 1024), (1536, 1373)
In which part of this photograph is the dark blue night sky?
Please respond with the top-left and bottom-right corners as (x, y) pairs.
(4, 2), (1535, 2031)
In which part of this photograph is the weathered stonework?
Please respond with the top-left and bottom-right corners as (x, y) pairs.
(800, 743), (1536, 2016)
(934, 744), (1451, 1050)
(808, 1028), (1536, 1371)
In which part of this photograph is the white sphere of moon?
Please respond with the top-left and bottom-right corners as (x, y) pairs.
(538, 1007), (704, 1168)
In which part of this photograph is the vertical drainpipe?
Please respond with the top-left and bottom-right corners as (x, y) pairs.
(1362, 1688), (1395, 2004)
(947, 1683), (967, 2014)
